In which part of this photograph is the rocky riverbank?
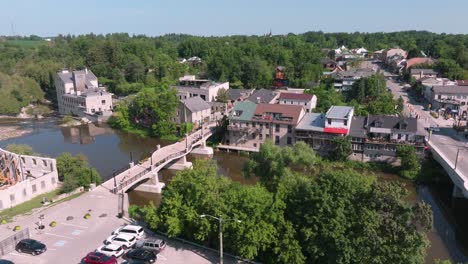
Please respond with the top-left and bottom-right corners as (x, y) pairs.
(0, 125), (33, 141)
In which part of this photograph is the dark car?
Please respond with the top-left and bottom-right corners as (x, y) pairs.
(0, 260), (15, 264)
(124, 248), (157, 263)
(82, 252), (117, 264)
(15, 239), (46, 256)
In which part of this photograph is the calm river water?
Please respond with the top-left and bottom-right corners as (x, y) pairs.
(0, 118), (466, 263)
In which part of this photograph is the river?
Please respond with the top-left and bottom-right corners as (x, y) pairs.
(0, 119), (466, 263)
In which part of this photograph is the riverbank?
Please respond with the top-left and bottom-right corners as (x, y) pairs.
(0, 124), (33, 141)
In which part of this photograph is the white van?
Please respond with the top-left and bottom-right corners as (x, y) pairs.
(112, 225), (145, 239)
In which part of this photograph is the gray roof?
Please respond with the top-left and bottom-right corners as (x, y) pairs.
(367, 115), (417, 133)
(57, 69), (97, 85)
(182, 96), (211, 113)
(349, 116), (368, 138)
(432, 85), (468, 95)
(295, 113), (325, 131)
(410, 69), (438, 75)
(247, 89), (278, 104)
(228, 89), (254, 101)
(326, 106), (354, 119)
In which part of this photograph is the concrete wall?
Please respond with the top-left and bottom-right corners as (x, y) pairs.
(278, 98), (316, 112)
(0, 149), (59, 211)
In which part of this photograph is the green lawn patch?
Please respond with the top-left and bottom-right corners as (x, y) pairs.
(0, 189), (60, 221)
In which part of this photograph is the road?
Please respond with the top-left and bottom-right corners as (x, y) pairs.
(362, 60), (468, 195)
(0, 188), (240, 264)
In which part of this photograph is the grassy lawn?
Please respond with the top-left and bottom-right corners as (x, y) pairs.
(5, 39), (48, 48)
(0, 189), (61, 221)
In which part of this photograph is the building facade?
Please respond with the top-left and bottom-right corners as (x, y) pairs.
(55, 69), (113, 119)
(175, 75), (229, 102)
(349, 115), (425, 163)
(431, 86), (468, 120)
(0, 148), (59, 211)
(278, 92), (317, 113)
(225, 102), (305, 151)
(174, 96), (211, 126)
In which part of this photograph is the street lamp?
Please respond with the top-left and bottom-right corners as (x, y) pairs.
(200, 214), (242, 264)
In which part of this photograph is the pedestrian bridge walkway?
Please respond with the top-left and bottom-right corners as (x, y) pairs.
(99, 121), (217, 194)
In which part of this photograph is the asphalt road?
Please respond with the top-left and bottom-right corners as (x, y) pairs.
(362, 60), (468, 193)
(0, 188), (239, 264)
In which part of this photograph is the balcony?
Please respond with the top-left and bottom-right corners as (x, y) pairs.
(228, 125), (261, 133)
(365, 137), (425, 147)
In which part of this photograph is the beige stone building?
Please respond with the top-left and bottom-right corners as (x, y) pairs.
(55, 69), (113, 119)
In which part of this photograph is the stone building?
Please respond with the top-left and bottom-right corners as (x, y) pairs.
(175, 75), (229, 102)
(0, 148), (59, 211)
(174, 96), (211, 126)
(55, 69), (113, 120)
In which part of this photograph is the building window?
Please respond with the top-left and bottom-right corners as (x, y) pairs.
(275, 124), (280, 132)
(287, 137), (292, 145)
(32, 159), (37, 165)
(32, 184), (37, 193)
(259, 134), (263, 140)
(23, 189), (27, 197)
(41, 181), (46, 189)
(10, 194), (15, 202)
(21, 157), (25, 163)
(275, 136), (280, 145)
(253, 143), (257, 148)
(252, 122), (256, 128)
(51, 177), (56, 184)
(266, 123), (270, 129)
(328, 119), (332, 125)
(42, 160), (47, 167)
(102, 100), (106, 104)
(252, 133), (256, 139)
(288, 125), (292, 133)
(266, 134), (270, 139)
(344, 119), (348, 126)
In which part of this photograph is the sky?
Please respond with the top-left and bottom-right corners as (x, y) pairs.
(1, 0), (467, 37)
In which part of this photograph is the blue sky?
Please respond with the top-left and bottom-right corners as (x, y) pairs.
(1, 0), (467, 36)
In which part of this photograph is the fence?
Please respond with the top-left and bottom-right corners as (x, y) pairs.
(0, 228), (30, 257)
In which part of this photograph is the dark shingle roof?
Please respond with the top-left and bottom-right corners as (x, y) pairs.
(367, 115), (417, 132)
(349, 116), (367, 138)
(227, 89), (254, 101)
(247, 89), (278, 104)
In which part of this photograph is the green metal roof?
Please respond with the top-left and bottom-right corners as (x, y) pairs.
(229, 101), (257, 121)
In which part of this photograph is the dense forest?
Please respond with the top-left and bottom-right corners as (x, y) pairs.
(1, 31), (468, 114)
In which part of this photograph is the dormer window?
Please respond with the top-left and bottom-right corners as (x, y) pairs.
(375, 120), (382, 128)
(400, 122), (408, 130)
(233, 110), (243, 117)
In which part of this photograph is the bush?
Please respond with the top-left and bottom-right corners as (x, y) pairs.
(1, 219), (7, 225)
(13, 225), (21, 231)
(49, 221), (57, 228)
(430, 112), (439, 119)
(57, 153), (101, 193)
(84, 213), (91, 219)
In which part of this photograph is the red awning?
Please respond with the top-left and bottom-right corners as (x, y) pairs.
(324, 127), (349, 134)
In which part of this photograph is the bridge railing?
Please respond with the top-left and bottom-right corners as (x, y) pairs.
(111, 127), (213, 194)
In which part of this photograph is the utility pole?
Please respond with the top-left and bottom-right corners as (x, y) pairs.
(455, 148), (460, 170)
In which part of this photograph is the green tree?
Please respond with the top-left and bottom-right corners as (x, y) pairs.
(330, 136), (352, 161)
(396, 145), (421, 180)
(216, 88), (229, 103)
(56, 153), (101, 193)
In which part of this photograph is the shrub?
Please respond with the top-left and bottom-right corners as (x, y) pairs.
(430, 111), (439, 119)
(84, 213), (91, 219)
(13, 225), (21, 231)
(1, 219), (7, 225)
(49, 221), (57, 228)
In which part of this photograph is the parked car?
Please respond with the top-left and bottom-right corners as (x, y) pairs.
(124, 248), (157, 263)
(15, 239), (46, 256)
(96, 244), (125, 258)
(112, 225), (145, 239)
(82, 252), (117, 264)
(105, 234), (137, 249)
(135, 238), (166, 252)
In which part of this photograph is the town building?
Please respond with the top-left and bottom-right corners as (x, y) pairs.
(431, 86), (468, 120)
(174, 96), (211, 126)
(0, 148), (59, 211)
(295, 106), (354, 153)
(411, 69), (439, 80)
(382, 48), (407, 63)
(403, 58), (435, 71)
(247, 89), (279, 104)
(225, 102), (305, 151)
(333, 68), (375, 91)
(420, 77), (456, 102)
(55, 69), (113, 120)
(278, 92), (317, 113)
(227, 89), (254, 107)
(273, 66), (289, 88)
(175, 75), (229, 102)
(349, 115), (425, 163)
(457, 80), (468, 86)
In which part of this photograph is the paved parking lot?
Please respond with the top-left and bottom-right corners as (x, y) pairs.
(0, 188), (239, 264)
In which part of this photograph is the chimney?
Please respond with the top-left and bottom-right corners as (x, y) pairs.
(257, 97), (261, 104)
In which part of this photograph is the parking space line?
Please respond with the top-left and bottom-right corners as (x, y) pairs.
(60, 222), (89, 229)
(44, 232), (74, 239)
(157, 254), (168, 261)
(47, 247), (58, 251)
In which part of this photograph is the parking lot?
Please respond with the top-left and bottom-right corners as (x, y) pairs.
(0, 188), (238, 264)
